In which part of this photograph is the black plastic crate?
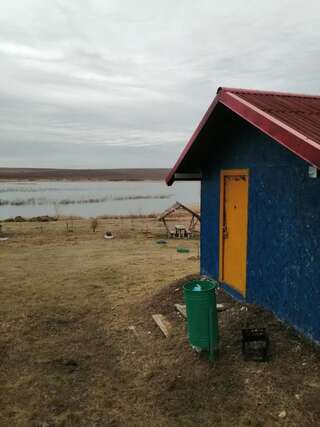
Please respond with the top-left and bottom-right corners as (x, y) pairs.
(242, 328), (269, 362)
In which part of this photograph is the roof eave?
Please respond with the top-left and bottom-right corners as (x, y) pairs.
(165, 91), (221, 186)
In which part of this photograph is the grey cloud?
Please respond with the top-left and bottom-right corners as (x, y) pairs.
(1, 0), (320, 168)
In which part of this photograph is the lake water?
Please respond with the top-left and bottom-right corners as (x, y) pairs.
(0, 180), (200, 219)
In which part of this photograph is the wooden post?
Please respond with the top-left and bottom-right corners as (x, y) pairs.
(162, 218), (170, 237)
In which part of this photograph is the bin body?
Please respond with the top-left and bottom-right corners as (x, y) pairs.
(183, 279), (219, 350)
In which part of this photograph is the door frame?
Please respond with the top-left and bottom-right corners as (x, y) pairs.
(219, 169), (249, 295)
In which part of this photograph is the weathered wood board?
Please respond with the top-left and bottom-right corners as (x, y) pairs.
(152, 314), (172, 337)
(174, 304), (187, 318)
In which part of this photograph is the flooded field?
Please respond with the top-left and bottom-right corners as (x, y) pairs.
(0, 180), (200, 219)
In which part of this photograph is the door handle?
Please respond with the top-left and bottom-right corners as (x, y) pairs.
(223, 225), (228, 239)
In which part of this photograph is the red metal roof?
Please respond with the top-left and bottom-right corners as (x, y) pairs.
(166, 87), (320, 185)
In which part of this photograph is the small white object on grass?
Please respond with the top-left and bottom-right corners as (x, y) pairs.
(128, 325), (139, 338)
(278, 410), (287, 418)
(216, 303), (227, 311)
(104, 232), (114, 240)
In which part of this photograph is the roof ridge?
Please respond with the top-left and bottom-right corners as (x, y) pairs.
(217, 86), (320, 99)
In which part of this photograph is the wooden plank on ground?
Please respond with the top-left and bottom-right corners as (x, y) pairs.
(174, 304), (187, 318)
(152, 314), (171, 337)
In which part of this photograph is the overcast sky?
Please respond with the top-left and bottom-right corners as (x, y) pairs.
(1, 0), (320, 169)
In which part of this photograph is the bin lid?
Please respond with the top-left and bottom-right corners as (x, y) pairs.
(183, 279), (217, 293)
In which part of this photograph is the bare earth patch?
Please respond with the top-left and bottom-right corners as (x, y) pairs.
(0, 218), (319, 426)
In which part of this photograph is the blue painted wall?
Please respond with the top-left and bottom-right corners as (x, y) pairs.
(200, 113), (320, 342)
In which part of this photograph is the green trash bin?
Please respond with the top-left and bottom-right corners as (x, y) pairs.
(183, 279), (219, 360)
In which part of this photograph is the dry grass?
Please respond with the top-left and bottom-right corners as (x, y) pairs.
(0, 218), (319, 426)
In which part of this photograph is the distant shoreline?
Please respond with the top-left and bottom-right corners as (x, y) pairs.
(0, 168), (170, 181)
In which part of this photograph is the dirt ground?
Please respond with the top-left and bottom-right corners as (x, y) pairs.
(0, 217), (320, 426)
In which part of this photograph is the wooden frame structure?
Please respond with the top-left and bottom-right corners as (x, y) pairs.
(158, 201), (200, 238)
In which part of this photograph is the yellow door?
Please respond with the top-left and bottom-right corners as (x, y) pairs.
(219, 170), (249, 295)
